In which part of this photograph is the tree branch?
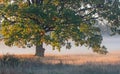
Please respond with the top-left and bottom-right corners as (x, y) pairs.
(27, 0), (31, 6)
(44, 26), (55, 32)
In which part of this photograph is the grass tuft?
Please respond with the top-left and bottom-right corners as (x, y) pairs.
(0, 54), (20, 67)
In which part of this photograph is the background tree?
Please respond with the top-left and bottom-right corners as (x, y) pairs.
(0, 0), (120, 56)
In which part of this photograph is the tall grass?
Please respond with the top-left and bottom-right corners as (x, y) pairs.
(0, 54), (120, 74)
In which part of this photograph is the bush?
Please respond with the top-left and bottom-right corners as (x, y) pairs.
(0, 54), (20, 67)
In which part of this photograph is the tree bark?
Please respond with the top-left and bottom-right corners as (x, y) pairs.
(35, 44), (45, 57)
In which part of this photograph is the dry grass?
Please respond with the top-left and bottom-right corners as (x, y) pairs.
(0, 53), (120, 74)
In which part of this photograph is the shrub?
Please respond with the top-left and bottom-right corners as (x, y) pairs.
(0, 54), (20, 67)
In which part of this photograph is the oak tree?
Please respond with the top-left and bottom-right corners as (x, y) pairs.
(0, 0), (120, 56)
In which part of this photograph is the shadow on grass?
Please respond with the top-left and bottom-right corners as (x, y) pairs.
(0, 55), (120, 74)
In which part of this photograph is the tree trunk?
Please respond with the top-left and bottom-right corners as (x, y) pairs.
(35, 44), (45, 57)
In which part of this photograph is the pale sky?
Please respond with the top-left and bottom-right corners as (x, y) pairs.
(0, 35), (120, 55)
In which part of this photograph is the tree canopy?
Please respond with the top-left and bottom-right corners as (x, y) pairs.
(0, 0), (120, 54)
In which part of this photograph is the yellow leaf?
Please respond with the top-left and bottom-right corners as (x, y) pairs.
(44, 0), (49, 4)
(53, 0), (59, 6)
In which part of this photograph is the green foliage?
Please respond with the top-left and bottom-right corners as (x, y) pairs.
(0, 0), (120, 54)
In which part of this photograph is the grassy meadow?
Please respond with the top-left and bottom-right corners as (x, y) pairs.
(0, 53), (120, 74)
